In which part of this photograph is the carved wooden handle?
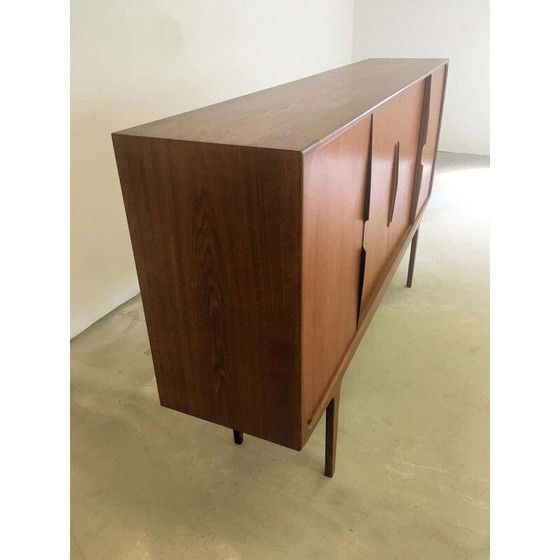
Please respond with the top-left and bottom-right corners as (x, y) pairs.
(388, 141), (400, 226)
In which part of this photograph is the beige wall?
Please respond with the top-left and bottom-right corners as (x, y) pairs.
(71, 0), (354, 337)
(353, 0), (489, 155)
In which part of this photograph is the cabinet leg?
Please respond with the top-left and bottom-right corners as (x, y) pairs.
(233, 430), (243, 445)
(406, 228), (419, 288)
(325, 387), (341, 478)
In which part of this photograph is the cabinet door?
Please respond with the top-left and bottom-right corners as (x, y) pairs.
(360, 81), (425, 315)
(411, 65), (447, 220)
(302, 117), (370, 422)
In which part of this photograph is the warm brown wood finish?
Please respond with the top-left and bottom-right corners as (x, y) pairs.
(301, 118), (370, 425)
(360, 80), (424, 314)
(410, 65), (448, 221)
(112, 138), (303, 450)
(117, 58), (447, 152)
(112, 59), (448, 476)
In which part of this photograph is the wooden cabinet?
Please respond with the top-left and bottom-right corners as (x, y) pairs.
(112, 58), (448, 477)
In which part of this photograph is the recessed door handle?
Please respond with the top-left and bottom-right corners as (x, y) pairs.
(388, 141), (400, 226)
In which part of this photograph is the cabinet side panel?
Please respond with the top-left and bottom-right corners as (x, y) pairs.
(112, 137), (302, 450)
(301, 118), (370, 423)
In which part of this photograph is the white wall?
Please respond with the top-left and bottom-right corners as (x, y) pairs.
(71, 0), (354, 337)
(353, 0), (489, 155)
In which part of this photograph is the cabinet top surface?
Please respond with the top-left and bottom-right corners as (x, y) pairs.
(114, 58), (447, 152)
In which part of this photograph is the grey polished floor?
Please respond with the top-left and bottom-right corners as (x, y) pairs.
(71, 152), (489, 559)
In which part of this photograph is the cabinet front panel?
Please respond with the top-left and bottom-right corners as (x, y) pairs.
(302, 118), (371, 422)
(386, 82), (425, 253)
(413, 66), (447, 219)
(360, 81), (424, 313)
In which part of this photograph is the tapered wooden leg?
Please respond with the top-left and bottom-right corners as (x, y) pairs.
(325, 388), (341, 478)
(233, 430), (243, 445)
(406, 228), (419, 288)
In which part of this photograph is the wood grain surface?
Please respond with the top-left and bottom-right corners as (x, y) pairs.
(112, 59), (449, 468)
(360, 80), (424, 315)
(301, 118), (370, 427)
(411, 65), (447, 220)
(115, 59), (448, 152)
(112, 136), (303, 449)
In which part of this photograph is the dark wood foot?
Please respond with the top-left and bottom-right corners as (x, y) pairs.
(406, 228), (419, 288)
(233, 430), (243, 445)
(325, 387), (341, 478)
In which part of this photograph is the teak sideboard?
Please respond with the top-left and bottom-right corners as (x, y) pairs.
(112, 58), (448, 477)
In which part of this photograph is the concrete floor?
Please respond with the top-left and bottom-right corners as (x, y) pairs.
(71, 152), (489, 559)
